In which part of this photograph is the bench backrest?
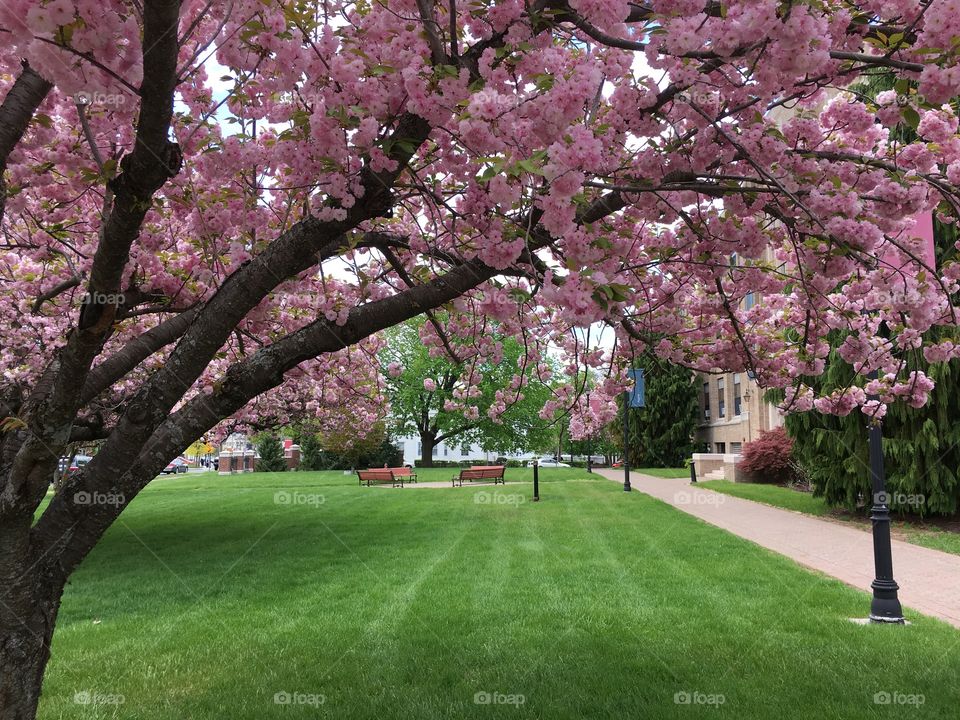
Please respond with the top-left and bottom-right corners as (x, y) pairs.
(389, 467), (412, 476)
(358, 469), (394, 481)
(460, 465), (505, 479)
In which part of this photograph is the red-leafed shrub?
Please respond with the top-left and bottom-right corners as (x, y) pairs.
(739, 427), (795, 483)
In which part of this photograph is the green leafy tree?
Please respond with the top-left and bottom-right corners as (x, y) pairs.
(255, 435), (287, 472)
(381, 318), (552, 466)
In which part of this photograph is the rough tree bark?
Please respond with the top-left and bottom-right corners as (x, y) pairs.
(0, 520), (65, 720)
(419, 431), (437, 467)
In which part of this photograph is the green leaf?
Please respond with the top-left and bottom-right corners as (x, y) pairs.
(901, 106), (921, 130)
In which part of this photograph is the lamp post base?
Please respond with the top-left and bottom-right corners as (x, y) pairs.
(868, 614), (906, 625)
(848, 617), (909, 626)
(870, 581), (905, 624)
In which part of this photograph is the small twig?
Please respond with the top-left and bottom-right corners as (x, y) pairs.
(75, 101), (105, 171)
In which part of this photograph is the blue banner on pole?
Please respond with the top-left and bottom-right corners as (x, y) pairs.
(627, 368), (645, 408)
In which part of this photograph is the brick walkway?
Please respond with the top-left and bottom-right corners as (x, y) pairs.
(596, 469), (960, 628)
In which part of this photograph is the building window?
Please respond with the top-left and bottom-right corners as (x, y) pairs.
(717, 378), (726, 418)
(744, 292), (757, 310)
(716, 442), (726, 454)
(702, 382), (711, 421)
(733, 374), (742, 416)
(432, 444), (439, 457)
(443, 444), (449, 457)
(731, 442), (742, 453)
(417, 441), (422, 455)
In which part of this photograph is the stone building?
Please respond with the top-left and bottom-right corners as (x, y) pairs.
(694, 370), (783, 455)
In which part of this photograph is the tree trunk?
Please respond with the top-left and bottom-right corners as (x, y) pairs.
(0, 522), (65, 720)
(419, 432), (436, 467)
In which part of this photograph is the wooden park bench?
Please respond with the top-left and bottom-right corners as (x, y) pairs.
(451, 465), (506, 487)
(357, 469), (404, 488)
(388, 467), (417, 483)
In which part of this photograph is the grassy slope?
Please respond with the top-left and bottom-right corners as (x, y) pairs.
(38, 469), (960, 719)
(700, 480), (960, 556)
(635, 467), (690, 479)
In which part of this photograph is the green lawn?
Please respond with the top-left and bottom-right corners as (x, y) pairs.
(698, 480), (832, 516)
(38, 469), (960, 719)
(635, 467), (690, 479)
(700, 480), (960, 556)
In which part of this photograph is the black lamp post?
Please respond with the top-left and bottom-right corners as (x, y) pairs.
(622, 390), (631, 492)
(866, 374), (904, 623)
(533, 460), (540, 502)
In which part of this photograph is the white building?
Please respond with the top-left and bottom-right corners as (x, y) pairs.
(394, 434), (536, 466)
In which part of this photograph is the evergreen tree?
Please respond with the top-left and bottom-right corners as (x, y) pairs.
(781, 336), (960, 516)
(612, 353), (699, 467)
(255, 435), (288, 472)
(782, 72), (960, 516)
(298, 432), (323, 471)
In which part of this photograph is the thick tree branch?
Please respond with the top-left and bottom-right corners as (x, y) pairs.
(0, 63), (52, 168)
(0, 63), (53, 224)
(436, 423), (477, 444)
(79, 307), (200, 405)
(567, 7), (925, 72)
(5, 0), (185, 521)
(415, 0), (448, 65)
(31, 275), (83, 314)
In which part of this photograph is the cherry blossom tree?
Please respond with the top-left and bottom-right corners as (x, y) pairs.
(2, 1), (960, 716)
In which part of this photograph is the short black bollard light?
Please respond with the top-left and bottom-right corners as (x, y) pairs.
(690, 462), (697, 484)
(533, 461), (540, 502)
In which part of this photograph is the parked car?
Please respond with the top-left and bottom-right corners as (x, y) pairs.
(535, 457), (570, 468)
(161, 458), (190, 474)
(57, 454), (93, 477)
